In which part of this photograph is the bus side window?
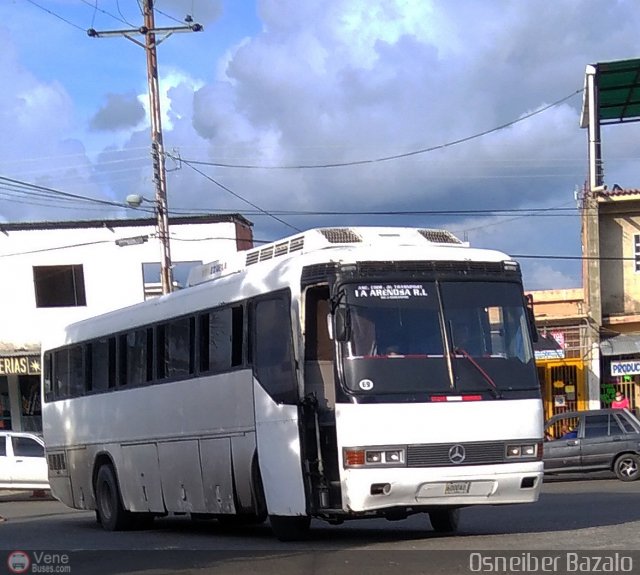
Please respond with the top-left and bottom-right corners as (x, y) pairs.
(90, 339), (111, 392)
(43, 352), (53, 401)
(159, 317), (194, 379)
(304, 287), (332, 361)
(252, 294), (297, 404)
(199, 309), (232, 373)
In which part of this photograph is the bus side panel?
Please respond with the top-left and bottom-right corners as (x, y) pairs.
(230, 432), (258, 512)
(200, 437), (236, 513)
(67, 446), (94, 510)
(158, 440), (207, 513)
(253, 382), (306, 516)
(120, 443), (165, 513)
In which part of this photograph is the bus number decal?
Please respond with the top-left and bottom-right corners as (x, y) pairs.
(359, 379), (374, 391)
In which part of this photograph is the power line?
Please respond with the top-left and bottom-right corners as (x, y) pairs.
(169, 88), (584, 170)
(166, 207), (583, 216)
(0, 240), (111, 258)
(79, 0), (131, 27)
(179, 159), (302, 233)
(0, 175), (127, 209)
(24, 0), (86, 31)
(154, 5), (185, 25)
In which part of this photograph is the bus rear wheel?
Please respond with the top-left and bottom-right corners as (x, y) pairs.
(95, 464), (132, 531)
(428, 508), (460, 533)
(269, 514), (310, 541)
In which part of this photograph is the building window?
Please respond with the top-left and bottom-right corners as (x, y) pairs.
(142, 261), (201, 299)
(33, 265), (86, 307)
(635, 234), (640, 272)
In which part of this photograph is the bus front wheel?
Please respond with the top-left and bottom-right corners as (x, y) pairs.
(95, 464), (132, 531)
(428, 508), (460, 533)
(269, 514), (310, 541)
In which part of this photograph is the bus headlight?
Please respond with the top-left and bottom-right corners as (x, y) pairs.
(344, 446), (406, 468)
(505, 442), (542, 460)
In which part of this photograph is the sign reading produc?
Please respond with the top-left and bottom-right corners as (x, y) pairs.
(611, 360), (640, 377)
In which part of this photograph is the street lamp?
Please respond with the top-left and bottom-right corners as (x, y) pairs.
(126, 193), (173, 294)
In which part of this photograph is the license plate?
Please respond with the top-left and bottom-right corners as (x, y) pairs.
(444, 481), (471, 495)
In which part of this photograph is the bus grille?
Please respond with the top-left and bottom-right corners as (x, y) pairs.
(406, 441), (507, 467)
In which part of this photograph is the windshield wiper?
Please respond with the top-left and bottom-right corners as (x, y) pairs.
(453, 347), (503, 399)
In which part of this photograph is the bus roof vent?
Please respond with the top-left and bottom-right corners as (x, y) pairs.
(274, 241), (289, 257)
(289, 236), (305, 252)
(320, 228), (362, 243)
(245, 235), (305, 266)
(418, 229), (462, 244)
(246, 251), (260, 266)
(259, 245), (274, 262)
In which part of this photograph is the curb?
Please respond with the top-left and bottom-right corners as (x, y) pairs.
(0, 489), (53, 502)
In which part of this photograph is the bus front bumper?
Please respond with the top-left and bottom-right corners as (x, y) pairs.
(341, 463), (543, 512)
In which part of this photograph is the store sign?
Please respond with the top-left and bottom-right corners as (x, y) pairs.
(0, 356), (41, 376)
(611, 360), (640, 377)
(535, 349), (565, 360)
(550, 331), (565, 349)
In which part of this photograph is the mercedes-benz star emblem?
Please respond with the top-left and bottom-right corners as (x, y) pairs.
(448, 444), (466, 464)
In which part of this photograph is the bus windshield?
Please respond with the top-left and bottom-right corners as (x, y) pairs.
(339, 280), (537, 397)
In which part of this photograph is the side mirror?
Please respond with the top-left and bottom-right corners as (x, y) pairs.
(525, 294), (539, 343)
(334, 308), (351, 342)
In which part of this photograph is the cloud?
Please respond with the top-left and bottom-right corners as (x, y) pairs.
(6, 0), (640, 289)
(90, 93), (145, 132)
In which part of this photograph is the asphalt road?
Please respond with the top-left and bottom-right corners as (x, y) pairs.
(1, 475), (639, 574)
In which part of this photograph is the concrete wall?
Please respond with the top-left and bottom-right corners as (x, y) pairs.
(599, 196), (640, 318)
(0, 220), (242, 350)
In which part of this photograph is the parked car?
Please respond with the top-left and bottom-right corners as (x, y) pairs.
(0, 431), (50, 490)
(543, 408), (640, 481)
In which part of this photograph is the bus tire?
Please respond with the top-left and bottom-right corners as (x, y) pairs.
(269, 514), (311, 541)
(95, 464), (132, 531)
(428, 508), (460, 533)
(614, 453), (640, 481)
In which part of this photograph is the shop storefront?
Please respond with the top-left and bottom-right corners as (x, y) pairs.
(534, 328), (588, 421)
(599, 334), (640, 415)
(600, 333), (640, 413)
(0, 353), (42, 432)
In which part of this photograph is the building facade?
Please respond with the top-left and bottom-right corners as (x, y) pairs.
(0, 214), (253, 432)
(528, 288), (593, 420)
(581, 188), (640, 414)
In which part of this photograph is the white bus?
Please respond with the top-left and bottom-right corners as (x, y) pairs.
(41, 227), (544, 541)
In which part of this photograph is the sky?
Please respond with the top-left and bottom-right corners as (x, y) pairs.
(2, 0), (640, 291)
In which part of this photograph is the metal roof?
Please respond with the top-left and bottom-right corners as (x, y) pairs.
(600, 333), (640, 356)
(0, 213), (253, 232)
(581, 58), (640, 127)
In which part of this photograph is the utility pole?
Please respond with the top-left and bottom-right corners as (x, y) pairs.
(88, 2), (202, 294)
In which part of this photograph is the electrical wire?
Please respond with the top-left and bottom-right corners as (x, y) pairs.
(168, 88), (584, 170)
(178, 159), (302, 233)
(0, 240), (112, 258)
(0, 175), (127, 209)
(79, 0), (131, 27)
(25, 0), (86, 31)
(154, 5), (185, 25)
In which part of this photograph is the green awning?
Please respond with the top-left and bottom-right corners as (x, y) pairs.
(580, 58), (640, 127)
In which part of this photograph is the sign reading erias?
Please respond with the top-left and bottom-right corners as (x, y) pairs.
(0, 356), (41, 376)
